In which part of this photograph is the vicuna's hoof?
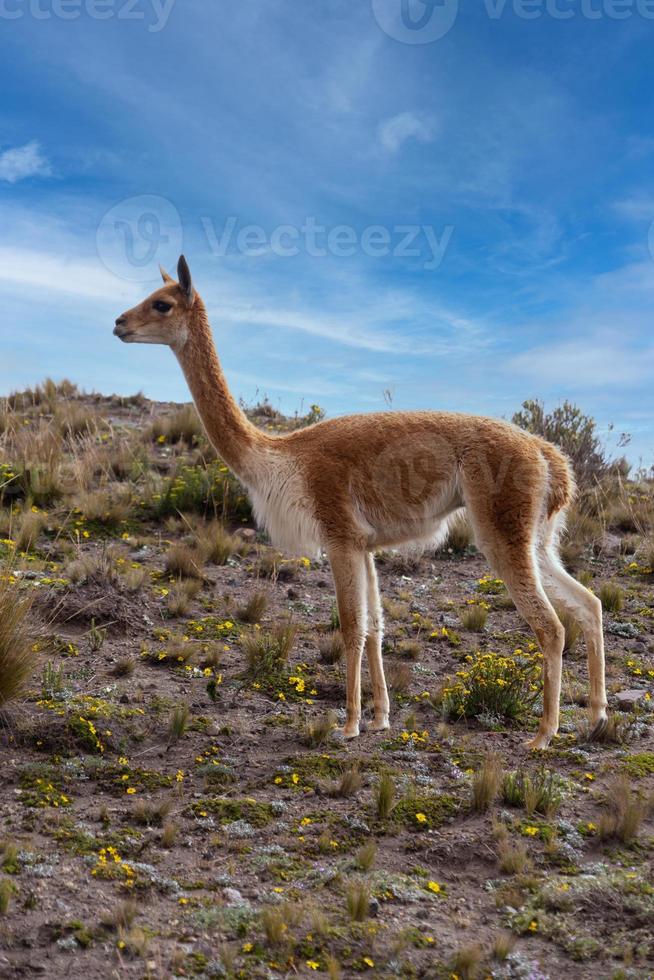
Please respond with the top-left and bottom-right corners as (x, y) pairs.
(333, 725), (360, 741)
(368, 716), (390, 733)
(588, 715), (609, 742)
(524, 732), (553, 751)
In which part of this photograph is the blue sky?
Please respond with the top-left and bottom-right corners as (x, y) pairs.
(1, 0), (653, 465)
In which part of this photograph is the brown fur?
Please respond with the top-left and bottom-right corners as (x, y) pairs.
(114, 257), (608, 748)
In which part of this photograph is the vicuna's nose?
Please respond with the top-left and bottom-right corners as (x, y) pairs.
(115, 315), (127, 327)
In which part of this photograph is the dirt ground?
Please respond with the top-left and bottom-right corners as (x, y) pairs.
(0, 388), (652, 980)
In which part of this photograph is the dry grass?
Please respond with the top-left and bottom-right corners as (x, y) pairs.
(374, 771), (396, 820)
(200, 521), (242, 565)
(148, 404), (203, 446)
(396, 638), (422, 660)
(332, 765), (362, 798)
(345, 881), (370, 922)
(354, 841), (377, 872)
(165, 543), (205, 580)
(493, 823), (531, 875)
(599, 581), (624, 613)
(460, 603), (488, 632)
(0, 582), (39, 710)
(318, 630), (345, 664)
(14, 509), (46, 553)
(242, 621), (297, 683)
(444, 514), (474, 553)
(597, 776), (649, 843)
(558, 608), (582, 654)
(301, 710), (336, 748)
(471, 754), (503, 813)
(167, 579), (202, 616)
(235, 591), (268, 624)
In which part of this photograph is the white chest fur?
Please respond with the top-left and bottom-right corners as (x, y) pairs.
(246, 450), (322, 558)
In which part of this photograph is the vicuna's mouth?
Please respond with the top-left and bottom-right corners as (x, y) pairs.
(113, 326), (134, 342)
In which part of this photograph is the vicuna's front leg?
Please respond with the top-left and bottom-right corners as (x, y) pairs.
(328, 545), (367, 739)
(365, 553), (390, 731)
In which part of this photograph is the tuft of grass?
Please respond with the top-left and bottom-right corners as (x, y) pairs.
(167, 579), (202, 617)
(558, 609), (582, 654)
(318, 631), (345, 665)
(161, 822), (180, 848)
(374, 771), (396, 821)
(14, 509), (46, 553)
(201, 521), (241, 565)
(345, 881), (370, 922)
(235, 591), (268, 624)
(148, 405), (202, 446)
(123, 566), (148, 593)
(501, 769), (562, 818)
(333, 765), (362, 799)
(382, 598), (410, 620)
(0, 582), (39, 710)
(387, 662), (412, 694)
(302, 710), (336, 748)
(450, 944), (483, 980)
(497, 837), (530, 875)
(167, 704), (190, 744)
(599, 581), (624, 613)
(86, 618), (107, 652)
(0, 878), (17, 915)
(41, 661), (65, 698)
(261, 902), (301, 949)
(133, 798), (172, 827)
(492, 932), (516, 961)
(471, 754), (503, 813)
(598, 776), (648, 844)
(355, 841), (377, 872)
(76, 487), (131, 528)
(459, 603), (488, 632)
(242, 621), (297, 685)
(102, 899), (137, 931)
(165, 543), (205, 580)
(396, 638), (421, 661)
(444, 515), (474, 553)
(112, 656), (136, 678)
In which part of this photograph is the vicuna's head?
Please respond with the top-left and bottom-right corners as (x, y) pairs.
(114, 255), (196, 350)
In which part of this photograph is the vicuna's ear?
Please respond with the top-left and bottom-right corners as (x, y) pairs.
(160, 265), (174, 284)
(177, 255), (195, 306)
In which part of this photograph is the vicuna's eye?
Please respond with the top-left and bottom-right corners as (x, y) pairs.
(153, 300), (173, 314)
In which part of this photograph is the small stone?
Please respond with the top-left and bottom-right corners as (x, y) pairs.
(369, 898), (380, 917)
(236, 528), (257, 543)
(223, 887), (246, 906)
(614, 689), (646, 708)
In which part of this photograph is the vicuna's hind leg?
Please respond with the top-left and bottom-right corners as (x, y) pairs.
(492, 544), (565, 749)
(537, 523), (608, 737)
(364, 553), (390, 731)
(327, 545), (367, 739)
(469, 509), (565, 749)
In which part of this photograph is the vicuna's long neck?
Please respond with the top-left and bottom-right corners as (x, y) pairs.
(175, 298), (267, 484)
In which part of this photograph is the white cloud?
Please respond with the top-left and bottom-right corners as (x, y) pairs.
(378, 111), (436, 154)
(0, 246), (140, 302)
(0, 141), (52, 184)
(508, 340), (654, 387)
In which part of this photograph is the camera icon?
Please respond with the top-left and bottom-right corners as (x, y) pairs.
(96, 194), (183, 282)
(371, 0), (459, 44)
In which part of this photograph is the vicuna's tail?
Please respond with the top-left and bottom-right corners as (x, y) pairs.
(540, 442), (575, 519)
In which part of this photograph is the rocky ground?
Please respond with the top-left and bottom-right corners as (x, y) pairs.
(0, 383), (652, 980)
